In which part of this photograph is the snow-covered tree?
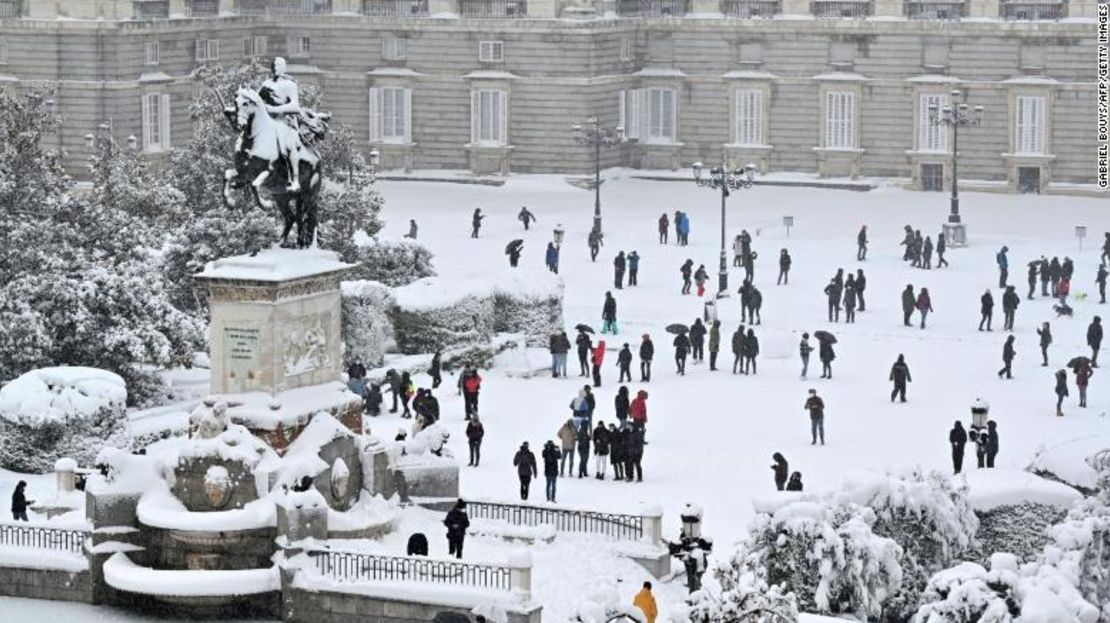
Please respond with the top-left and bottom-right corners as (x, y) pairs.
(349, 238), (436, 286)
(685, 568), (798, 623)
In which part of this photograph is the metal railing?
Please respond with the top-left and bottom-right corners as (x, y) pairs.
(458, 0), (527, 17)
(187, 0), (221, 15)
(0, 523), (88, 556)
(0, 0), (24, 18)
(721, 0), (780, 16)
(617, 0), (689, 16)
(309, 549), (511, 590)
(467, 500), (644, 540)
(361, 0), (430, 15)
(811, 0), (871, 17)
(133, 0), (169, 18)
(905, 0), (967, 18)
(235, 0), (334, 14)
(1000, 0), (1065, 19)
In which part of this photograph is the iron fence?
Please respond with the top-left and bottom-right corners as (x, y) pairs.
(235, 0), (334, 14)
(458, 0), (527, 17)
(133, 0), (169, 18)
(811, 0), (871, 17)
(0, 0), (24, 18)
(616, 0), (689, 16)
(466, 500), (644, 540)
(361, 0), (430, 15)
(721, 0), (780, 16)
(309, 549), (511, 590)
(0, 523), (88, 556)
(187, 0), (221, 15)
(905, 0), (967, 18)
(1000, 0), (1065, 19)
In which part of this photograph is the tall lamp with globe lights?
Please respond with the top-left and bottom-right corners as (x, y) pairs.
(692, 161), (756, 297)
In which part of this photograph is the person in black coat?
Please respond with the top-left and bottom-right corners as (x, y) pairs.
(824, 279), (842, 323)
(576, 330), (592, 377)
(471, 208), (484, 238)
(949, 421), (967, 474)
(732, 325), (746, 374)
(979, 289), (994, 331)
(855, 269), (867, 312)
(614, 251), (626, 289)
(901, 285), (916, 327)
(771, 453), (789, 491)
(429, 351), (443, 388)
(786, 472), (803, 491)
(407, 532), (429, 556)
(1002, 286), (1020, 331)
(541, 441), (560, 502)
(617, 343), (633, 382)
(1054, 368), (1069, 417)
(998, 335), (1016, 379)
(1097, 264), (1108, 305)
(576, 424), (591, 478)
(673, 332), (690, 375)
(363, 383), (382, 417)
(11, 481), (30, 521)
(819, 340), (835, 379)
(466, 416), (484, 467)
(639, 334), (655, 382)
(1089, 316), (1103, 368)
(1027, 261), (1039, 300)
(614, 385), (630, 431)
(937, 232), (948, 268)
(778, 249), (792, 285)
(444, 499), (470, 559)
(625, 427), (644, 482)
(689, 319), (707, 363)
(592, 421), (610, 479)
(986, 420), (999, 468)
(889, 354), (911, 402)
(608, 424), (625, 481)
(744, 329), (759, 375)
(680, 259), (694, 295)
(843, 276), (857, 324)
(513, 442), (538, 501)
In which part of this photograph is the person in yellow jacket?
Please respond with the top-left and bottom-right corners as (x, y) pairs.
(633, 581), (658, 623)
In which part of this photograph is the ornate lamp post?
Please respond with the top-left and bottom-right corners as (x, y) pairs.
(692, 161), (756, 297)
(928, 89), (983, 247)
(572, 117), (625, 236)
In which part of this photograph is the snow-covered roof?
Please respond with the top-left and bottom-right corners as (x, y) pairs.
(0, 367), (126, 426)
(195, 247), (355, 283)
(392, 268), (563, 312)
(137, 71), (174, 83)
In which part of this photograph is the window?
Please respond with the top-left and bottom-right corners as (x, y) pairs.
(383, 37), (407, 61)
(141, 93), (171, 152)
(918, 93), (949, 152)
(1014, 95), (1046, 155)
(291, 36), (311, 58)
(368, 87), (412, 144)
(145, 41), (160, 65)
(479, 40), (504, 63)
(619, 88), (677, 144)
(0, 39), (8, 65)
(194, 39), (219, 62)
(824, 91), (856, 149)
(471, 89), (507, 146)
(920, 163), (944, 191)
(619, 37), (633, 62)
(733, 88), (764, 146)
(243, 36), (267, 57)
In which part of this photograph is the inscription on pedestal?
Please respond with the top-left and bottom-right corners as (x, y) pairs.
(225, 327), (262, 392)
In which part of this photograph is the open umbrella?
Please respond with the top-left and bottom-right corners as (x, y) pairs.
(666, 323), (689, 335)
(504, 239), (524, 254)
(575, 323), (595, 334)
(1067, 356), (1091, 369)
(814, 330), (837, 344)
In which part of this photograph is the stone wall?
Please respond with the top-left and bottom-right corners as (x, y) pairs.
(0, 566), (91, 603)
(284, 584), (541, 623)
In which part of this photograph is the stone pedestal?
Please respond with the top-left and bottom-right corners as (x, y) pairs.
(195, 248), (356, 397)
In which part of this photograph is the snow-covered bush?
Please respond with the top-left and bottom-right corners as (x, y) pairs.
(348, 238), (436, 287)
(974, 502), (1069, 565)
(490, 269), (564, 347)
(391, 277), (495, 354)
(685, 569), (798, 623)
(0, 367), (130, 473)
(1041, 498), (1110, 620)
(341, 280), (396, 367)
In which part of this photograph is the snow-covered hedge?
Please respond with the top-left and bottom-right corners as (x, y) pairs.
(340, 280), (396, 367)
(348, 238), (435, 287)
(0, 367), (130, 473)
(490, 269), (564, 347)
(974, 502), (1069, 564)
(391, 278), (496, 355)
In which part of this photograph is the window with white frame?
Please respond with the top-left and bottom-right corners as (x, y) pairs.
(141, 93), (171, 152)
(620, 37), (633, 62)
(824, 90), (856, 149)
(243, 36), (267, 57)
(471, 89), (508, 146)
(479, 40), (504, 63)
(918, 93), (949, 152)
(291, 36), (311, 58)
(733, 88), (764, 146)
(144, 41), (159, 65)
(383, 37), (407, 61)
(0, 39), (9, 65)
(194, 39), (219, 62)
(1014, 95), (1046, 155)
(619, 88), (677, 144)
(368, 86), (412, 144)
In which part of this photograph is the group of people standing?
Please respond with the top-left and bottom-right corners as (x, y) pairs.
(823, 268), (868, 324)
(899, 225), (949, 270)
(659, 211), (691, 245)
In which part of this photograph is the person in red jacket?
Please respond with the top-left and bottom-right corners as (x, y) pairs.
(629, 390), (648, 438)
(462, 368), (483, 419)
(591, 340), (606, 387)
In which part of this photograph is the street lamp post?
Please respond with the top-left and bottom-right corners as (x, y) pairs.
(691, 161), (756, 298)
(572, 117), (625, 236)
(929, 89), (983, 247)
(84, 121), (137, 205)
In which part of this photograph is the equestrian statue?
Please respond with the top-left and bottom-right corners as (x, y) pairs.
(221, 57), (330, 249)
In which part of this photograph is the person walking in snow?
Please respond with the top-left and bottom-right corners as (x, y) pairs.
(614, 251), (626, 289)
(549, 330), (571, 378)
(617, 343), (633, 382)
(588, 227), (604, 262)
(778, 249), (792, 285)
(900, 225), (915, 262)
(986, 420), (999, 467)
(694, 264), (709, 297)
(857, 225), (868, 261)
(1054, 368), (1069, 416)
(936, 231), (948, 268)
(922, 236), (934, 270)
(576, 330), (592, 377)
(901, 284), (916, 327)
(708, 320), (721, 371)
(997, 246), (1010, 289)
(1097, 263), (1108, 304)
(639, 334), (654, 382)
(979, 289), (994, 331)
(658, 213), (669, 244)
(557, 419), (577, 476)
(634, 582), (658, 623)
(444, 499), (470, 559)
(1002, 286), (1020, 331)
(429, 351), (442, 389)
(889, 354), (911, 402)
(680, 259), (694, 295)
(843, 274), (858, 324)
(601, 292), (618, 335)
(678, 212), (690, 246)
(545, 242), (560, 274)
(466, 416), (484, 467)
(743, 250), (757, 283)
(629, 389), (648, 438)
(614, 385), (630, 431)
(673, 331), (690, 375)
(856, 269), (867, 311)
(1075, 361), (1093, 408)
(744, 328), (760, 375)
(513, 442), (537, 501)
(732, 325), (746, 374)
(916, 287), (933, 329)
(399, 371), (414, 418)
(1027, 261), (1039, 300)
(799, 332), (813, 379)
(748, 286), (763, 325)
(1037, 322), (1053, 366)
(518, 206), (535, 230)
(786, 472), (803, 491)
(576, 423), (591, 478)
(592, 421), (610, 479)
(628, 251), (640, 287)
(819, 338), (836, 379)
(591, 339), (607, 387)
(771, 453), (789, 491)
(824, 278), (843, 323)
(10, 481), (31, 522)
(385, 368), (401, 414)
(461, 368), (482, 419)
(1089, 316), (1103, 367)
(1039, 257), (1052, 297)
(471, 208), (484, 238)
(508, 242), (522, 267)
(998, 335), (1016, 379)
(625, 427), (644, 482)
(609, 424), (625, 481)
(949, 421), (967, 474)
(689, 319), (707, 363)
(541, 441), (560, 502)
(805, 389), (825, 445)
(404, 219), (418, 240)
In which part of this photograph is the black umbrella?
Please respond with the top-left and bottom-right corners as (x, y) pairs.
(1067, 356), (1091, 369)
(575, 323), (595, 334)
(505, 239), (524, 254)
(814, 330), (837, 344)
(666, 323), (689, 335)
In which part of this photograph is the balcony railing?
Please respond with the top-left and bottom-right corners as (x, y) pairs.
(309, 549), (512, 591)
(617, 0), (689, 16)
(458, 0), (527, 17)
(1000, 0), (1065, 19)
(467, 501), (645, 540)
(187, 0), (221, 16)
(133, 0), (169, 18)
(0, 522), (89, 556)
(721, 0), (780, 17)
(235, 0), (334, 14)
(0, 0), (24, 18)
(811, 0), (871, 17)
(361, 0), (429, 15)
(905, 0), (967, 18)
